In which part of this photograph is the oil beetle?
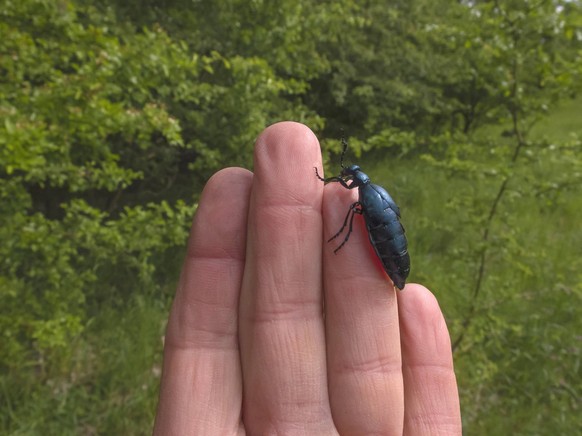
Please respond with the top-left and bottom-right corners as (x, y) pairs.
(315, 138), (410, 290)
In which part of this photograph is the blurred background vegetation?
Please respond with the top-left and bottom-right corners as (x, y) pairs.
(1, 0), (581, 434)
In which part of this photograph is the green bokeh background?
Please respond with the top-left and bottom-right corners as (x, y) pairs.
(1, 1), (581, 434)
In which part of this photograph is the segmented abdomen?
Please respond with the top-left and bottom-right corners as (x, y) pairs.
(361, 184), (410, 289)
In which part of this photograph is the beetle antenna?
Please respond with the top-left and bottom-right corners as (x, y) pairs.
(340, 137), (349, 169)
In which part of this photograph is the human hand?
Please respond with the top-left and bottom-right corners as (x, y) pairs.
(153, 122), (462, 435)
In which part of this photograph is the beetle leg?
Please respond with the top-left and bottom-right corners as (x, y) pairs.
(314, 166), (325, 181)
(332, 203), (363, 254)
(339, 137), (349, 169)
(314, 167), (351, 189)
(328, 202), (361, 242)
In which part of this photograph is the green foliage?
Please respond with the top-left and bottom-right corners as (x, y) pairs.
(405, 2), (582, 433)
(1, 0), (581, 434)
(1, 295), (164, 435)
(0, 0), (200, 379)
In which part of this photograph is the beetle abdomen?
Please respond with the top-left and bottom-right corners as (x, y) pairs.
(362, 184), (410, 289)
(365, 217), (410, 289)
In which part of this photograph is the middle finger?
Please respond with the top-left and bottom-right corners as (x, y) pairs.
(238, 122), (337, 434)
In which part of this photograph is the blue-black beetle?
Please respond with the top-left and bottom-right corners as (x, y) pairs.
(315, 138), (410, 290)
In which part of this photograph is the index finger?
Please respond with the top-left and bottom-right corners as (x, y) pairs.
(154, 168), (252, 435)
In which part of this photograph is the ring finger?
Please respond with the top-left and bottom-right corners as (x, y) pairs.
(323, 183), (405, 435)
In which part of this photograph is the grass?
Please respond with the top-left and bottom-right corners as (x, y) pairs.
(0, 296), (168, 435)
(531, 96), (582, 141)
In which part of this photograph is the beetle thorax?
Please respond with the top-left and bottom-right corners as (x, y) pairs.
(341, 164), (370, 187)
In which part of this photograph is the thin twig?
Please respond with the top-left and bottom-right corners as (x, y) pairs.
(452, 56), (526, 352)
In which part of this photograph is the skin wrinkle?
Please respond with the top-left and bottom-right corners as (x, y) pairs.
(254, 190), (322, 211)
(243, 249), (321, 309)
(243, 299), (323, 324)
(164, 332), (238, 352)
(194, 353), (239, 427)
(179, 258), (243, 301)
(327, 295), (399, 347)
(248, 211), (320, 275)
(158, 348), (242, 434)
(405, 363), (456, 372)
(167, 302), (239, 350)
(331, 348), (403, 376)
(185, 214), (248, 258)
(250, 320), (321, 375)
(256, 241), (319, 289)
(244, 323), (330, 426)
(167, 257), (242, 350)
(329, 311), (401, 376)
(168, 296), (238, 348)
(249, 205), (321, 251)
(186, 249), (247, 263)
(326, 266), (393, 290)
(328, 289), (397, 327)
(406, 413), (462, 434)
(252, 183), (320, 215)
(265, 388), (338, 423)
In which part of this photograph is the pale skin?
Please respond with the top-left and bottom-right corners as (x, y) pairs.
(153, 122), (462, 435)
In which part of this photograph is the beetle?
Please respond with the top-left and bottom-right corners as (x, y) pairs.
(315, 138), (410, 290)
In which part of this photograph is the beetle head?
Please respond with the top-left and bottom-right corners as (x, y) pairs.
(340, 164), (370, 186)
(340, 164), (360, 178)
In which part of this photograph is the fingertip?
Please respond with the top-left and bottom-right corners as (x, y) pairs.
(398, 284), (462, 434)
(398, 283), (444, 320)
(397, 283), (453, 365)
(189, 167), (253, 260)
(200, 167), (253, 201)
(255, 121), (321, 170)
(256, 121), (319, 145)
(253, 122), (323, 206)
